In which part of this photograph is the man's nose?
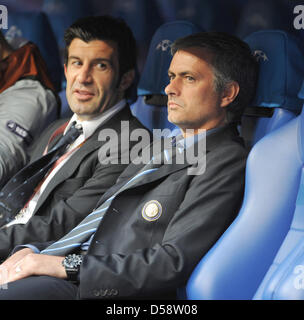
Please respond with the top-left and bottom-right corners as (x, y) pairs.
(77, 65), (93, 84)
(165, 78), (179, 96)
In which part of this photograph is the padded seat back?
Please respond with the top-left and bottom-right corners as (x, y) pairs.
(254, 96), (304, 300)
(242, 30), (304, 148)
(186, 108), (303, 300)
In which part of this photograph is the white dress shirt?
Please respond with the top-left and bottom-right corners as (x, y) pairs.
(5, 99), (126, 227)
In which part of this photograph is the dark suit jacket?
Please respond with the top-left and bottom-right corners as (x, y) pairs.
(0, 106), (151, 259)
(37, 124), (248, 299)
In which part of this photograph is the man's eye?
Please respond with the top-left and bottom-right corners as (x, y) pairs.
(168, 74), (174, 81)
(96, 63), (107, 69)
(186, 76), (195, 82)
(71, 60), (81, 67)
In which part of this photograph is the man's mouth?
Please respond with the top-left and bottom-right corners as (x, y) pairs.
(73, 89), (95, 101)
(168, 101), (182, 109)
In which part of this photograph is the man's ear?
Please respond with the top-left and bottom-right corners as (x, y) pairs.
(220, 81), (240, 108)
(64, 63), (67, 80)
(118, 69), (135, 92)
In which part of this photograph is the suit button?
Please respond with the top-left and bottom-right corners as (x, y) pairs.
(101, 289), (108, 297)
(92, 289), (100, 297)
(111, 289), (118, 296)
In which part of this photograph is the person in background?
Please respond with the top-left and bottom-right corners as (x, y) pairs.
(0, 30), (59, 188)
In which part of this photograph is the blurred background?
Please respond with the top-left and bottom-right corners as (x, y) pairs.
(2, 0), (303, 79)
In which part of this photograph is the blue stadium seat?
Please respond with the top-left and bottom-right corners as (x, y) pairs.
(186, 101), (304, 299)
(4, 11), (62, 92)
(241, 29), (304, 148)
(253, 95), (304, 300)
(130, 20), (202, 137)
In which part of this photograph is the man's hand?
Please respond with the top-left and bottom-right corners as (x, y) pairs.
(0, 248), (33, 285)
(1, 247), (33, 271)
(0, 248), (66, 285)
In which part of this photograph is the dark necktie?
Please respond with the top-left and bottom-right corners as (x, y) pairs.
(0, 122), (83, 226)
(41, 138), (179, 256)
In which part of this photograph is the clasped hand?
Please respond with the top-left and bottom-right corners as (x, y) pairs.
(0, 248), (66, 285)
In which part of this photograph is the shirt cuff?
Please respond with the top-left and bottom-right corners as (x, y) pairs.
(11, 244), (40, 254)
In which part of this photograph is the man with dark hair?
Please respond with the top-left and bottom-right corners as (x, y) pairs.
(0, 16), (150, 260)
(0, 31), (258, 300)
(0, 31), (58, 188)
(169, 31), (258, 126)
(62, 15), (137, 102)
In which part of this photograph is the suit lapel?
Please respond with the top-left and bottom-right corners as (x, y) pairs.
(34, 139), (103, 212)
(33, 106), (133, 213)
(96, 137), (193, 205)
(95, 160), (191, 208)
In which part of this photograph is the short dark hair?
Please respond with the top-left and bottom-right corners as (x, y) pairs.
(171, 32), (259, 124)
(64, 15), (137, 80)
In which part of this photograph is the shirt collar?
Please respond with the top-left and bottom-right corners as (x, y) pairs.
(64, 99), (126, 139)
(174, 126), (223, 152)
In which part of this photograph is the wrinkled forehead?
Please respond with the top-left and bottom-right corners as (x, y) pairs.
(68, 38), (118, 58)
(173, 46), (214, 65)
(169, 47), (215, 75)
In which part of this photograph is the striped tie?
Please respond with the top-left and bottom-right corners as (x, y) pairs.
(0, 122), (83, 227)
(41, 153), (166, 256)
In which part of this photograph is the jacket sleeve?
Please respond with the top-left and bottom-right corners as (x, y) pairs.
(78, 143), (247, 299)
(0, 79), (58, 188)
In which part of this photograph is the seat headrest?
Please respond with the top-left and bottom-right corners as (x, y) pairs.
(244, 30), (304, 113)
(137, 20), (203, 96)
(5, 11), (62, 91)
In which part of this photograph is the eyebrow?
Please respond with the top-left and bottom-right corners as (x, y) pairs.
(68, 56), (114, 66)
(168, 70), (195, 76)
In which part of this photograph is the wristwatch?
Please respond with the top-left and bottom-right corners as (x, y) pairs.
(62, 254), (83, 283)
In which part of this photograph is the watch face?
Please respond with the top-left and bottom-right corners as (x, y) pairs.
(63, 254), (83, 269)
(63, 254), (83, 283)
